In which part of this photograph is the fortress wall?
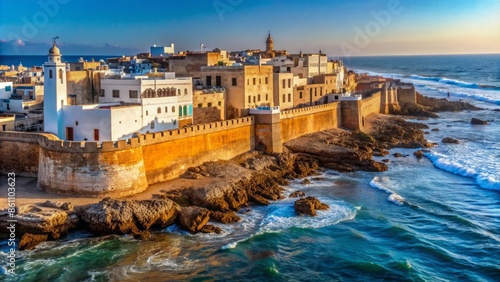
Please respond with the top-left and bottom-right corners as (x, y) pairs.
(397, 87), (417, 105)
(142, 117), (255, 184)
(0, 132), (42, 177)
(280, 103), (341, 143)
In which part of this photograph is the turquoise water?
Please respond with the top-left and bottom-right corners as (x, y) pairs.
(2, 55), (500, 281)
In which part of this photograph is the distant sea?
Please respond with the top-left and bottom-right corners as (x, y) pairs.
(1, 54), (500, 281)
(0, 55), (118, 67)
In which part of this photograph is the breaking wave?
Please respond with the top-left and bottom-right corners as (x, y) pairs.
(369, 176), (405, 205)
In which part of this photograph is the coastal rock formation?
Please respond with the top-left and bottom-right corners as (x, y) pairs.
(413, 150), (425, 159)
(416, 92), (482, 112)
(471, 118), (488, 125)
(289, 190), (306, 198)
(178, 206), (210, 233)
(442, 137), (460, 144)
(80, 198), (179, 237)
(19, 233), (49, 251)
(200, 225), (223, 234)
(209, 211), (241, 223)
(294, 196), (329, 216)
(41, 200), (74, 211)
(0, 204), (79, 250)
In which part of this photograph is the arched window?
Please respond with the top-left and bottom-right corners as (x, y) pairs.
(157, 107), (161, 114)
(188, 105), (193, 116)
(59, 69), (63, 84)
(49, 70), (53, 79)
(172, 106), (175, 113)
(183, 105), (187, 117)
(177, 89), (181, 96)
(184, 89), (188, 95)
(179, 106), (183, 117)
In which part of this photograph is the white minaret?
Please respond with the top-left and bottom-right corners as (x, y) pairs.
(43, 37), (67, 139)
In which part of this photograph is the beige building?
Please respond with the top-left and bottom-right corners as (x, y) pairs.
(193, 89), (225, 124)
(169, 50), (230, 78)
(273, 73), (294, 110)
(201, 65), (274, 118)
(0, 114), (15, 131)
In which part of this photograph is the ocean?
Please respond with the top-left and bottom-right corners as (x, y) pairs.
(0, 55), (117, 67)
(2, 54), (500, 281)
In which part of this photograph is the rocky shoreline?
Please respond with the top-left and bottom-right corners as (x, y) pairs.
(0, 96), (481, 250)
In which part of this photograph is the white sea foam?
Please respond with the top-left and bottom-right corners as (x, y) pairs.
(425, 152), (500, 191)
(369, 176), (405, 205)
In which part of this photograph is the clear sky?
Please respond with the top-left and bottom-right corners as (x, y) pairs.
(1, 0), (499, 56)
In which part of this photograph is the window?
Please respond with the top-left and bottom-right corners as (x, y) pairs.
(157, 107), (161, 114)
(253, 96), (256, 103)
(265, 94), (268, 101)
(259, 78), (261, 84)
(315, 88), (317, 97)
(258, 94), (261, 102)
(183, 105), (187, 116)
(66, 127), (74, 141)
(288, 79), (291, 88)
(253, 78), (256, 85)
(177, 89), (181, 96)
(248, 96), (251, 104)
(232, 78), (237, 86)
(188, 105), (193, 116)
(198, 103), (203, 108)
(184, 89), (188, 95)
(206, 76), (212, 86)
(100, 89), (105, 97)
(300, 91), (303, 99)
(208, 102), (212, 107)
(282, 94), (286, 103)
(129, 90), (138, 98)
(288, 93), (291, 102)
(165, 106), (168, 113)
(218, 101), (221, 107)
(320, 88), (323, 96)
(265, 77), (268, 84)
(94, 129), (99, 141)
(49, 70), (53, 79)
(247, 79), (249, 86)
(75, 121), (79, 126)
(172, 106), (175, 113)
(5, 85), (11, 91)
(282, 79), (285, 88)
(179, 106), (183, 117)
(59, 69), (63, 84)
(112, 90), (120, 98)
(146, 110), (148, 116)
(150, 121), (155, 129)
(216, 76), (222, 87)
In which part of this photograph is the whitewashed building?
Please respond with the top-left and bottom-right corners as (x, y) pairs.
(43, 42), (193, 142)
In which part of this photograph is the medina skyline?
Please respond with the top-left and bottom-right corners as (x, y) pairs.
(1, 0), (499, 56)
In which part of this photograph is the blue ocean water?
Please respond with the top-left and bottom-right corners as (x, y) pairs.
(1, 55), (500, 281)
(0, 55), (116, 67)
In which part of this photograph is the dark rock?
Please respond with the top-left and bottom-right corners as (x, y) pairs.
(19, 233), (48, 250)
(393, 153), (403, 158)
(200, 224), (223, 234)
(41, 200), (74, 211)
(294, 196), (329, 216)
(301, 178), (311, 185)
(289, 190), (306, 198)
(413, 150), (424, 159)
(471, 118), (488, 125)
(178, 206), (210, 234)
(442, 137), (459, 144)
(431, 128), (440, 132)
(382, 159), (390, 163)
(416, 92), (482, 112)
(209, 211), (241, 223)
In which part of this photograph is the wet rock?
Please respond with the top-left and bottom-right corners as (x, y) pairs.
(289, 190), (306, 198)
(41, 200), (74, 211)
(209, 211), (241, 223)
(393, 152), (403, 158)
(442, 137), (459, 144)
(19, 233), (48, 250)
(80, 198), (179, 237)
(200, 224), (223, 234)
(178, 206), (210, 234)
(382, 159), (390, 163)
(431, 128), (440, 132)
(413, 150), (424, 159)
(416, 92), (482, 112)
(294, 196), (329, 216)
(301, 178), (311, 185)
(471, 118), (488, 125)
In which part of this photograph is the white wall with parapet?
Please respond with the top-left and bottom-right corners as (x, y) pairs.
(62, 104), (113, 141)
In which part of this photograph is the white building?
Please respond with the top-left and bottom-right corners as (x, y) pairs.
(0, 82), (14, 112)
(43, 43), (193, 142)
(151, 43), (175, 57)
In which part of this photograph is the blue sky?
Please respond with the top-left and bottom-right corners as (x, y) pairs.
(1, 0), (499, 55)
